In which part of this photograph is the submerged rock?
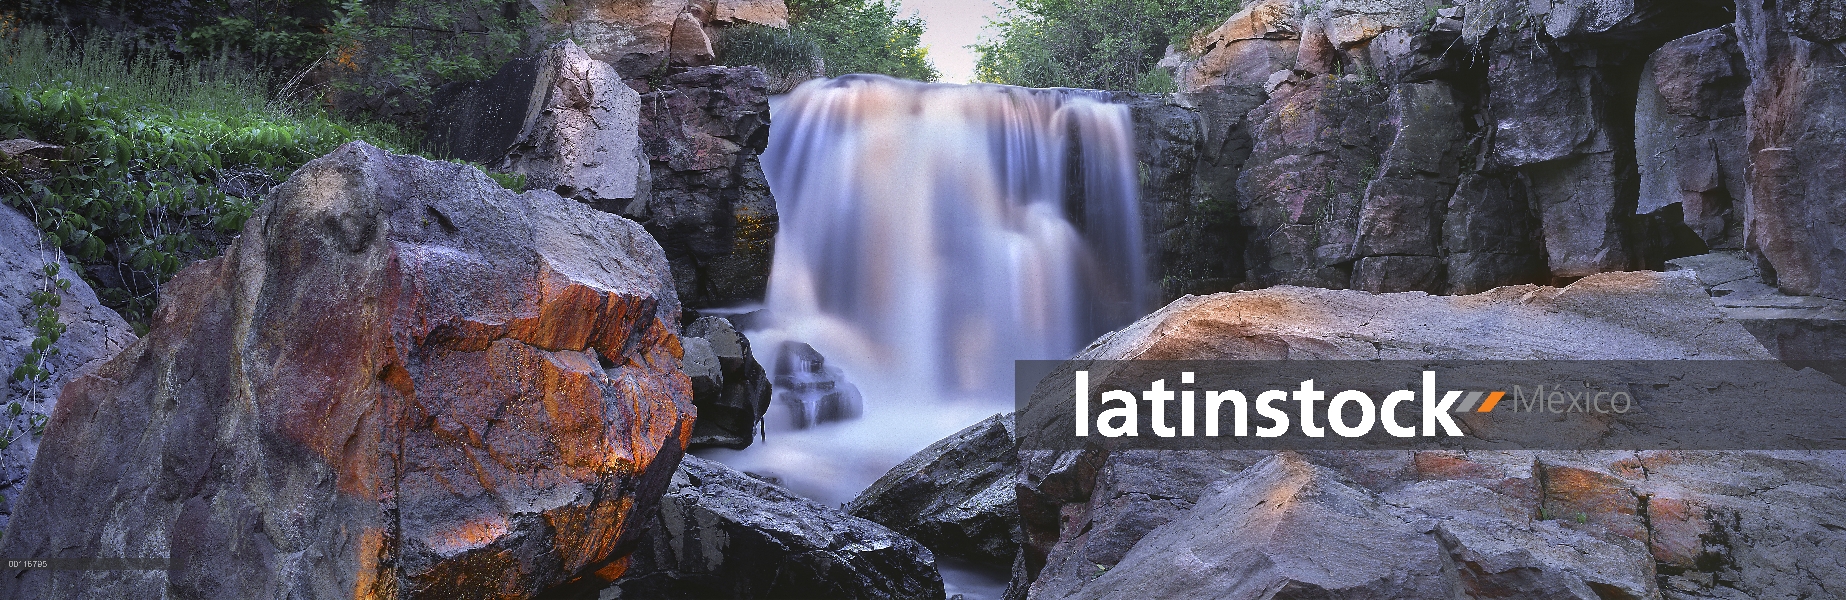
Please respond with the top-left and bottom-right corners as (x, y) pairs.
(604, 455), (945, 600)
(683, 316), (772, 449)
(773, 341), (862, 428)
(849, 413), (1019, 568)
(0, 204), (136, 534)
(0, 142), (695, 598)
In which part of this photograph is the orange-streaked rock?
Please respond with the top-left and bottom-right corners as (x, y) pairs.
(0, 142), (693, 599)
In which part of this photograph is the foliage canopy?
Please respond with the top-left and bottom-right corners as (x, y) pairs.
(974, 0), (1243, 92)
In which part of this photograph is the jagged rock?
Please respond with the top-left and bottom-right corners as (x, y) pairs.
(424, 39), (649, 211)
(637, 66), (779, 307)
(604, 455), (945, 600)
(0, 205), (136, 534)
(849, 413), (1019, 568)
(1735, 0), (1846, 299)
(1112, 93), (1231, 301)
(683, 316), (771, 449)
(1636, 27), (1750, 250)
(502, 40), (650, 209)
(1017, 271), (1791, 598)
(772, 341), (862, 427)
(1442, 173), (1548, 295)
(0, 142), (695, 598)
(530, 0), (790, 78)
(1174, 0), (1300, 93)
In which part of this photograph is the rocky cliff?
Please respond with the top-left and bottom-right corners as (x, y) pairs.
(1141, 0), (1846, 306)
(0, 143), (696, 598)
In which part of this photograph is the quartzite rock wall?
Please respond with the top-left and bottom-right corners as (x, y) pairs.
(0, 142), (696, 598)
(1149, 0), (1846, 303)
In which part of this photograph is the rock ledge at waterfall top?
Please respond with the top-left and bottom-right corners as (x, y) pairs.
(0, 142), (695, 598)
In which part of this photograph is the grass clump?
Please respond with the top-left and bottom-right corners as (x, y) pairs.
(0, 27), (412, 330)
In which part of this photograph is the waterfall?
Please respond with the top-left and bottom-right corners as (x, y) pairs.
(759, 74), (1148, 400)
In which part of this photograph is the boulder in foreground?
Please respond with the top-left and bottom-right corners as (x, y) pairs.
(0, 142), (695, 598)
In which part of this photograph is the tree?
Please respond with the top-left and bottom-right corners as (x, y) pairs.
(787, 0), (938, 82)
(974, 0), (1242, 91)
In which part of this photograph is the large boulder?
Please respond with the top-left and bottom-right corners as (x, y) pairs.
(1013, 271), (1846, 599)
(683, 316), (772, 449)
(425, 40), (649, 211)
(1636, 27), (1750, 250)
(849, 413), (1019, 568)
(604, 455), (945, 599)
(0, 142), (696, 598)
(0, 204), (136, 534)
(636, 66), (779, 307)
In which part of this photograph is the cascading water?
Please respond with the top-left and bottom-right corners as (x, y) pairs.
(699, 73), (1146, 526)
(763, 74), (1146, 396)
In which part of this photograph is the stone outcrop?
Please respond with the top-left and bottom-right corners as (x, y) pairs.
(423, 40), (648, 212)
(849, 413), (1019, 568)
(637, 66), (779, 307)
(605, 455), (945, 600)
(1013, 271), (1846, 598)
(531, 0), (790, 79)
(1152, 0), (1846, 301)
(427, 47), (779, 309)
(0, 142), (696, 598)
(682, 316), (772, 449)
(0, 204), (136, 534)
(1667, 251), (1846, 364)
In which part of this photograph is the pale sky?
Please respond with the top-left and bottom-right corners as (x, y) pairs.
(898, 0), (1006, 84)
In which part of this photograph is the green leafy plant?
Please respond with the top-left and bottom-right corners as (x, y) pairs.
(974, 0), (1243, 91)
(10, 261), (69, 384)
(1, 28), (412, 328)
(785, 0), (938, 81)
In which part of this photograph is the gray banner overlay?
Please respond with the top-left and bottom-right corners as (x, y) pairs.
(1015, 361), (1846, 450)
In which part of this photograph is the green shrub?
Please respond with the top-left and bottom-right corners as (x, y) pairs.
(974, 0), (1243, 91)
(717, 24), (824, 80)
(0, 28), (410, 330)
(786, 0), (938, 82)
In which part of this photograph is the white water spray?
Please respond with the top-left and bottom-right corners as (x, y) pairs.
(701, 76), (1146, 525)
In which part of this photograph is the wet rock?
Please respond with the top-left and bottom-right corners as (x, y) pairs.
(605, 455), (945, 600)
(772, 341), (862, 428)
(637, 66), (779, 307)
(849, 413), (1019, 568)
(0, 142), (695, 598)
(683, 316), (771, 449)
(0, 204), (136, 534)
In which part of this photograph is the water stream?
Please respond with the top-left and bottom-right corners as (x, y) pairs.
(695, 74), (1148, 598)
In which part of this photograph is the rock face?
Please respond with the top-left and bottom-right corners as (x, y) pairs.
(0, 142), (696, 598)
(426, 48), (779, 309)
(1014, 271), (1846, 599)
(1735, 0), (1846, 299)
(424, 40), (648, 212)
(637, 66), (778, 307)
(682, 316), (772, 449)
(849, 413), (1019, 568)
(1666, 251), (1846, 363)
(605, 455), (945, 600)
(0, 205), (136, 534)
(1152, 0), (1846, 301)
(531, 0), (790, 79)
